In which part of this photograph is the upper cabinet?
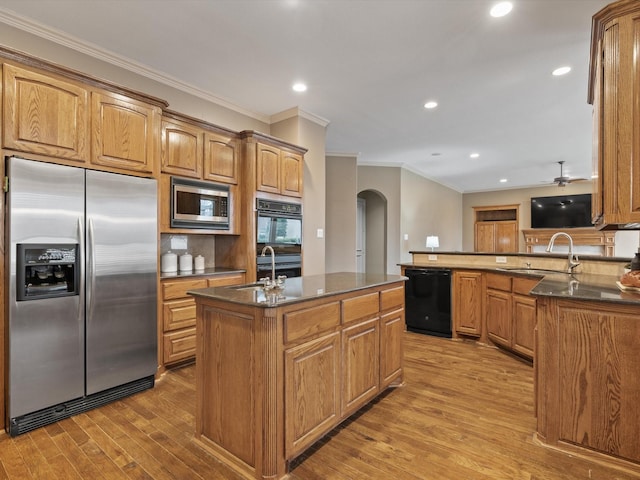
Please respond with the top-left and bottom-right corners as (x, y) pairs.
(589, 0), (640, 229)
(2, 57), (167, 178)
(161, 111), (238, 185)
(203, 131), (238, 185)
(91, 91), (161, 176)
(161, 116), (203, 178)
(3, 63), (90, 162)
(255, 141), (304, 198)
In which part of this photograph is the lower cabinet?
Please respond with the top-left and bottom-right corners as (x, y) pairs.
(283, 284), (404, 459)
(486, 273), (537, 360)
(160, 272), (245, 368)
(341, 318), (380, 417)
(452, 270), (484, 338)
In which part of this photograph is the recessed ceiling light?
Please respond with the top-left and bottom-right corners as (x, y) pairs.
(499, 178), (508, 183)
(490, 2), (513, 17)
(470, 153), (480, 158)
(552, 66), (571, 76)
(292, 82), (307, 92)
(424, 101), (438, 109)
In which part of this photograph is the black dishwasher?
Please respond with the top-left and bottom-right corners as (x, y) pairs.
(404, 268), (452, 337)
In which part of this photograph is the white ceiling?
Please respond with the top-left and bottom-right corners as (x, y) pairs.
(0, 0), (610, 193)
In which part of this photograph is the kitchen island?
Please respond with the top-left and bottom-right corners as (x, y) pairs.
(188, 272), (406, 480)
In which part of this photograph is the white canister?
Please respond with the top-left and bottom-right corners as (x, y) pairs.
(194, 255), (205, 271)
(161, 251), (177, 273)
(179, 253), (193, 272)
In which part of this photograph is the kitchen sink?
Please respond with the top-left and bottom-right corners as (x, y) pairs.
(496, 267), (571, 276)
(230, 282), (266, 291)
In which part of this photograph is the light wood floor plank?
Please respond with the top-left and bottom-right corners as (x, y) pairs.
(0, 332), (638, 479)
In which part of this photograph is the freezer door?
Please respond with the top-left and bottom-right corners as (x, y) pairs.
(85, 170), (157, 395)
(7, 157), (85, 419)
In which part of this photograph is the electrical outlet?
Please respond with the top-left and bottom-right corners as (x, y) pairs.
(495, 256), (507, 263)
(428, 254), (437, 261)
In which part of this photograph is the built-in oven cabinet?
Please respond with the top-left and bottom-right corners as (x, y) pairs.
(160, 272), (245, 369)
(161, 111), (238, 185)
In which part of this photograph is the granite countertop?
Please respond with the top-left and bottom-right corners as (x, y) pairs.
(187, 272), (407, 307)
(530, 272), (640, 306)
(160, 267), (246, 280)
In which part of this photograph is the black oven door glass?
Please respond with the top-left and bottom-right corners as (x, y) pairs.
(273, 217), (301, 245)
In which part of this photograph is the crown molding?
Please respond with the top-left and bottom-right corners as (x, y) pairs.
(271, 107), (330, 128)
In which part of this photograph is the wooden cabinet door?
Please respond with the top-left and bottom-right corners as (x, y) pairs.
(486, 289), (511, 348)
(379, 309), (404, 388)
(495, 221), (518, 253)
(204, 131), (238, 184)
(256, 142), (281, 194)
(452, 271), (483, 337)
(591, 7), (640, 227)
(161, 118), (202, 178)
(284, 332), (340, 458)
(474, 223), (495, 253)
(3, 63), (89, 161)
(512, 294), (536, 359)
(556, 303), (640, 462)
(91, 91), (160, 175)
(341, 318), (380, 417)
(280, 150), (303, 197)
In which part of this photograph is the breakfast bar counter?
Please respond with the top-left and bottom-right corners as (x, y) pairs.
(188, 273), (406, 480)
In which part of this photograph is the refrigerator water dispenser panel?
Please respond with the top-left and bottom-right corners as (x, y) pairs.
(17, 244), (79, 301)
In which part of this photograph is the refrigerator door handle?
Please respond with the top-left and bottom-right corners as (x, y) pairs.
(77, 217), (85, 322)
(88, 217), (96, 320)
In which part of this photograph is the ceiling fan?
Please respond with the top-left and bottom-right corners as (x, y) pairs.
(550, 161), (588, 187)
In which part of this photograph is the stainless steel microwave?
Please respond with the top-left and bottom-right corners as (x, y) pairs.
(170, 177), (229, 229)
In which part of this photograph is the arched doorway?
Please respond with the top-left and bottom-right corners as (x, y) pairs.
(357, 190), (387, 274)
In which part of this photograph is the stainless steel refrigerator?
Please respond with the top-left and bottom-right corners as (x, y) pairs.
(7, 156), (157, 435)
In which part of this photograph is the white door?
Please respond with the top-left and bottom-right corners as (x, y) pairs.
(356, 198), (366, 273)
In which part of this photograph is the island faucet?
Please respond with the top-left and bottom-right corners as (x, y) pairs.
(545, 232), (580, 273)
(261, 245), (276, 283)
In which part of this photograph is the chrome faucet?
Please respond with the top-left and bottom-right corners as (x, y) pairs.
(546, 232), (580, 273)
(260, 245), (286, 291)
(261, 245), (276, 284)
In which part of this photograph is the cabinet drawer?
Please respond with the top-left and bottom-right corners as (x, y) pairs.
(284, 301), (341, 344)
(512, 277), (539, 295)
(163, 327), (196, 364)
(163, 298), (196, 331)
(162, 278), (207, 301)
(380, 286), (404, 312)
(486, 273), (512, 292)
(207, 273), (245, 287)
(342, 292), (379, 324)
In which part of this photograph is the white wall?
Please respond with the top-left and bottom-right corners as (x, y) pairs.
(400, 169), (463, 262)
(326, 155), (358, 273)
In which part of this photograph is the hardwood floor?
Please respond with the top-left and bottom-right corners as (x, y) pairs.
(0, 332), (637, 479)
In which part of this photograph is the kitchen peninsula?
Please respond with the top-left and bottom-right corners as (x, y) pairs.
(188, 272), (406, 480)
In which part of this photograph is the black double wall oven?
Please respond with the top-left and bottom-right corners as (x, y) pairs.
(256, 199), (302, 281)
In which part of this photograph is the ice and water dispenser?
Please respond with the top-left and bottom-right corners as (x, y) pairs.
(16, 244), (79, 301)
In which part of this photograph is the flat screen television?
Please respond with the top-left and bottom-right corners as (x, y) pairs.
(530, 194), (592, 229)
